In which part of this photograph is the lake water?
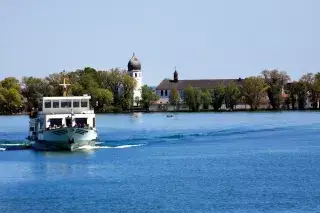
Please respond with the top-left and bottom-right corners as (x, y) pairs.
(0, 112), (320, 213)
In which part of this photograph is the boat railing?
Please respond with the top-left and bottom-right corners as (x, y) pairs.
(46, 124), (94, 130)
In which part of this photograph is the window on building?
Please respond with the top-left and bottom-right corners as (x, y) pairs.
(81, 99), (88, 108)
(135, 73), (137, 77)
(165, 90), (168, 96)
(61, 100), (72, 108)
(52, 100), (59, 108)
(161, 90), (163, 96)
(73, 100), (80, 108)
(44, 100), (51, 108)
(180, 91), (184, 99)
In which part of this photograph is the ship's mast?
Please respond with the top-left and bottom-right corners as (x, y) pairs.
(59, 78), (71, 97)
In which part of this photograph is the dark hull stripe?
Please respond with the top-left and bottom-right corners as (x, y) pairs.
(33, 139), (97, 151)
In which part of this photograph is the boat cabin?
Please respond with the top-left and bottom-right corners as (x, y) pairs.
(40, 95), (92, 114)
(29, 95), (96, 138)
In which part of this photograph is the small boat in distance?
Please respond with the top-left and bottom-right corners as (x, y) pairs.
(27, 78), (98, 151)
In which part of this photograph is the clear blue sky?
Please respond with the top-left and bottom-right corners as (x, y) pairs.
(1, 0), (319, 85)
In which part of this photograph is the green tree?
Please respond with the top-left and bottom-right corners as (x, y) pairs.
(225, 82), (241, 110)
(183, 85), (194, 111)
(22, 77), (52, 110)
(296, 81), (308, 110)
(193, 88), (202, 111)
(183, 86), (201, 111)
(211, 84), (225, 111)
(140, 85), (159, 111)
(45, 72), (65, 96)
(96, 70), (109, 89)
(201, 89), (212, 110)
(0, 77), (23, 114)
(242, 76), (267, 110)
(0, 88), (23, 114)
(69, 82), (84, 96)
(80, 73), (99, 92)
(300, 73), (319, 109)
(314, 72), (320, 94)
(91, 88), (113, 112)
(106, 68), (124, 107)
(261, 69), (290, 110)
(169, 88), (180, 110)
(284, 82), (298, 110)
(0, 77), (21, 91)
(0, 87), (6, 114)
(121, 73), (137, 110)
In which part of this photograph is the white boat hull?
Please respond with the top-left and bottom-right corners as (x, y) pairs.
(31, 127), (98, 151)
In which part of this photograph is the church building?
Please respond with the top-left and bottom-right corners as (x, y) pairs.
(127, 53), (142, 106)
(155, 68), (244, 106)
(153, 69), (294, 111)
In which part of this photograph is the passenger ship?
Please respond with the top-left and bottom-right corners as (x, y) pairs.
(27, 79), (98, 151)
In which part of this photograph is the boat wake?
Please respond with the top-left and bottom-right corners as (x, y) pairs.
(98, 125), (300, 146)
(75, 144), (144, 150)
(0, 141), (32, 151)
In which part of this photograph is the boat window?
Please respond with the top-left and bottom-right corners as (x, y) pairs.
(66, 116), (72, 127)
(93, 118), (96, 128)
(75, 118), (88, 127)
(49, 118), (62, 128)
(44, 100), (51, 108)
(73, 100), (80, 108)
(61, 100), (72, 108)
(52, 100), (59, 108)
(81, 99), (88, 108)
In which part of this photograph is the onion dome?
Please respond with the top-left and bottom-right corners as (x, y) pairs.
(127, 53), (141, 71)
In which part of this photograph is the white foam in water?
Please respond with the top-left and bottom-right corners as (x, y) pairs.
(76, 145), (99, 150)
(95, 144), (144, 149)
(0, 148), (6, 151)
(0, 143), (26, 146)
(76, 144), (144, 150)
(114, 144), (144, 149)
(95, 142), (104, 145)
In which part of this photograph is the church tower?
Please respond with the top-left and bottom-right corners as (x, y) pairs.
(127, 53), (142, 105)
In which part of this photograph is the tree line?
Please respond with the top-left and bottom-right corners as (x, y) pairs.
(0, 67), (158, 114)
(0, 68), (320, 114)
(169, 70), (320, 111)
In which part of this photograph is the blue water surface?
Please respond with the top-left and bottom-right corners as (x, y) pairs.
(0, 112), (320, 213)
